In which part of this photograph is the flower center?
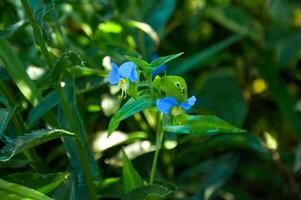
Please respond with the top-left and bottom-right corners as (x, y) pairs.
(118, 78), (129, 99)
(171, 106), (182, 116)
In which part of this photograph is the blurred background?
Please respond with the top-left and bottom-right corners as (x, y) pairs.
(1, 0), (301, 199)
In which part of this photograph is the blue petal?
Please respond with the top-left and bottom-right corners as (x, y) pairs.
(129, 64), (138, 82)
(118, 62), (138, 82)
(156, 97), (179, 114)
(108, 63), (120, 85)
(179, 96), (196, 110)
(179, 102), (191, 110)
(188, 96), (196, 106)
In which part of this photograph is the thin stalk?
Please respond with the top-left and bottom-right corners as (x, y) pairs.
(21, 0), (53, 68)
(21, 0), (97, 198)
(56, 86), (97, 200)
(150, 113), (164, 184)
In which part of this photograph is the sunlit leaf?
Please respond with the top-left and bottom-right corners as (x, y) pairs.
(0, 178), (53, 200)
(164, 114), (245, 135)
(0, 39), (42, 106)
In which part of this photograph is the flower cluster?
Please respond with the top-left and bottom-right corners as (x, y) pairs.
(107, 60), (196, 116)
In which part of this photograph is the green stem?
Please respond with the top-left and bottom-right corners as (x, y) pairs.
(21, 0), (53, 68)
(21, 0), (97, 198)
(56, 86), (97, 200)
(150, 113), (164, 184)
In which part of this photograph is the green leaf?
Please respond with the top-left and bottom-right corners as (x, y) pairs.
(0, 178), (53, 200)
(0, 107), (16, 139)
(164, 114), (245, 135)
(149, 52), (183, 72)
(27, 91), (59, 128)
(0, 39), (42, 106)
(58, 74), (100, 180)
(122, 181), (176, 200)
(0, 40), (57, 127)
(0, 129), (75, 162)
(3, 172), (70, 194)
(0, 20), (28, 39)
(122, 150), (144, 193)
(170, 34), (243, 74)
(108, 94), (154, 136)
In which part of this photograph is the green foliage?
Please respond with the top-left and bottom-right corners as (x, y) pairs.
(0, 107), (16, 139)
(1, 0), (301, 199)
(163, 114), (245, 135)
(0, 178), (53, 200)
(108, 94), (154, 136)
(3, 172), (70, 194)
(122, 150), (144, 193)
(0, 129), (75, 161)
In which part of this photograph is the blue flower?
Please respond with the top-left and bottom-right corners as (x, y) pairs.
(108, 61), (138, 85)
(156, 96), (196, 115)
(151, 54), (168, 77)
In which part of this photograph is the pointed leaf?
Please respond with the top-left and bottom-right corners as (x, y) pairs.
(3, 172), (70, 194)
(148, 53), (183, 72)
(0, 129), (75, 162)
(0, 178), (53, 200)
(122, 150), (144, 193)
(164, 114), (245, 135)
(27, 91), (59, 128)
(0, 107), (16, 139)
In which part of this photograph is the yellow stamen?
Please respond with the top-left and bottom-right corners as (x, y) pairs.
(118, 78), (129, 99)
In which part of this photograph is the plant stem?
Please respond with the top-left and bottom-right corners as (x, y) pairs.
(21, 0), (97, 198)
(21, 0), (53, 68)
(57, 86), (97, 200)
(150, 113), (164, 184)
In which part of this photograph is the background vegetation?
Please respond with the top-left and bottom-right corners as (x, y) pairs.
(1, 0), (301, 199)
